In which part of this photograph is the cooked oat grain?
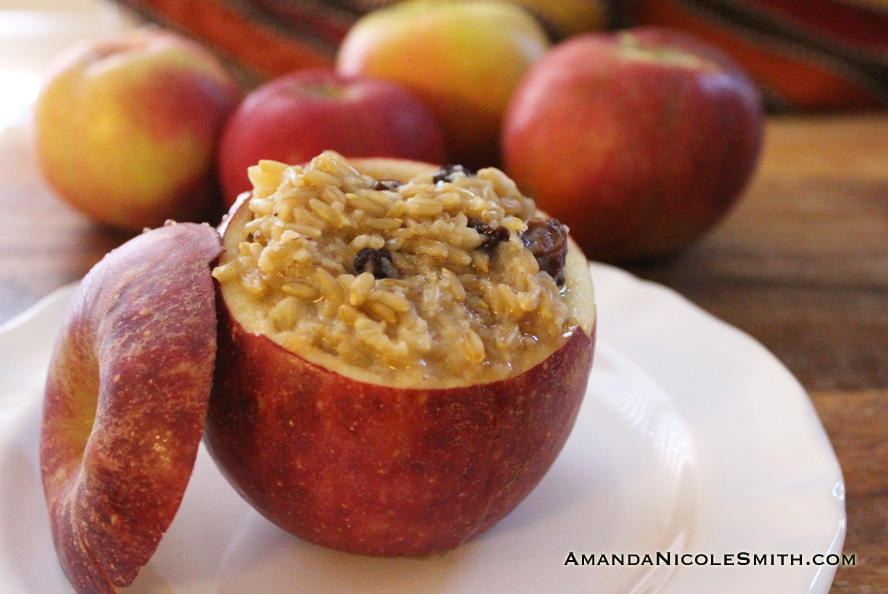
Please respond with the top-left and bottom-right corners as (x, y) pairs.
(214, 151), (574, 385)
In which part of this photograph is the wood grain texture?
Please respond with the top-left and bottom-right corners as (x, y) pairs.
(0, 124), (141, 324)
(626, 114), (888, 593)
(629, 114), (888, 391)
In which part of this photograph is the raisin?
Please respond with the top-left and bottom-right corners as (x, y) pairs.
(467, 219), (510, 250)
(521, 219), (568, 286)
(373, 179), (402, 191)
(353, 248), (398, 280)
(433, 164), (474, 184)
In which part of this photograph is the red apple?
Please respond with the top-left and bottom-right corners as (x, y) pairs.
(33, 29), (241, 233)
(204, 154), (596, 556)
(336, 0), (551, 168)
(501, 27), (764, 262)
(40, 222), (222, 593)
(216, 69), (448, 207)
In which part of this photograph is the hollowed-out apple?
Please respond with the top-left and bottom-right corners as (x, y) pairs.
(204, 153), (596, 556)
(41, 153), (596, 593)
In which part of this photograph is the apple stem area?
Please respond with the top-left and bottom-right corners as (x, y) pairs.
(617, 32), (710, 70)
(287, 80), (349, 100)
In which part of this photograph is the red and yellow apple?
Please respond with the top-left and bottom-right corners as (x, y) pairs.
(336, 0), (551, 168)
(501, 27), (764, 262)
(33, 29), (241, 233)
(40, 222), (222, 593)
(215, 69), (447, 207)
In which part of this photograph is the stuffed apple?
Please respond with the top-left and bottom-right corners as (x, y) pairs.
(205, 152), (596, 556)
(40, 153), (596, 594)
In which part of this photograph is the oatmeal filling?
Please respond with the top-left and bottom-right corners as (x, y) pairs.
(213, 151), (578, 386)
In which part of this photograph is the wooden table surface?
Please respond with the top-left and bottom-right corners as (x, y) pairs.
(1, 112), (886, 592)
(627, 113), (888, 593)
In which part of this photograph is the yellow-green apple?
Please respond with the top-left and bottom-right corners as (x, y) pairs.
(335, 0), (551, 168)
(33, 29), (240, 233)
(215, 69), (447, 207)
(40, 222), (222, 593)
(204, 156), (596, 556)
(501, 27), (764, 262)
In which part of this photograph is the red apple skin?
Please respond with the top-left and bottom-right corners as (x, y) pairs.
(40, 223), (222, 593)
(502, 27), (764, 263)
(216, 69), (448, 206)
(33, 29), (241, 233)
(204, 161), (596, 557)
(205, 308), (594, 556)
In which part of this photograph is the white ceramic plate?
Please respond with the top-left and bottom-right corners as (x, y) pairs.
(0, 263), (845, 593)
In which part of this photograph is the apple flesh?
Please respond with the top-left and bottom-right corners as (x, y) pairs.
(204, 158), (596, 556)
(216, 69), (447, 207)
(33, 29), (240, 233)
(336, 0), (551, 168)
(501, 27), (764, 262)
(40, 222), (222, 593)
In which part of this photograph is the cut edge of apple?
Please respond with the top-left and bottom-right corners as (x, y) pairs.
(39, 222), (222, 593)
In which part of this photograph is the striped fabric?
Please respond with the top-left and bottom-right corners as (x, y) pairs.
(115, 0), (888, 111)
(113, 0), (608, 79)
(113, 0), (343, 77)
(622, 0), (888, 110)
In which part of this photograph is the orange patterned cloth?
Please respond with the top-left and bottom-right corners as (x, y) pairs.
(115, 0), (888, 111)
(113, 0), (608, 78)
(113, 0), (342, 77)
(622, 0), (888, 111)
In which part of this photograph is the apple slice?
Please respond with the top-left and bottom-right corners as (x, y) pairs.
(206, 153), (596, 556)
(40, 222), (222, 593)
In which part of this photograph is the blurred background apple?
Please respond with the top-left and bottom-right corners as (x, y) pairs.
(336, 0), (551, 168)
(32, 28), (240, 233)
(0, 0), (138, 133)
(216, 69), (447, 207)
(502, 27), (764, 263)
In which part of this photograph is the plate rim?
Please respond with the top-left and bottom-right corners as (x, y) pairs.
(0, 263), (846, 593)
